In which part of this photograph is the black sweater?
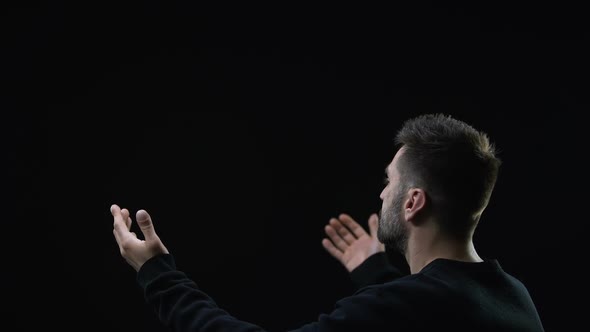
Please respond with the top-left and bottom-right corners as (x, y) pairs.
(137, 253), (545, 331)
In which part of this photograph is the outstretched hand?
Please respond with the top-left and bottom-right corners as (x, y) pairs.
(111, 204), (169, 271)
(322, 213), (385, 272)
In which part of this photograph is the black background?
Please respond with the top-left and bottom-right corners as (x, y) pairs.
(3, 1), (587, 331)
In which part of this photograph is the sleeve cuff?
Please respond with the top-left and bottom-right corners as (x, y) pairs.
(137, 253), (177, 289)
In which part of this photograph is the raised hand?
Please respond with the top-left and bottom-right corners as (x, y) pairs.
(111, 204), (169, 271)
(322, 213), (385, 272)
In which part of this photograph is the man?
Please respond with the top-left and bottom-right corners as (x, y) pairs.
(111, 114), (545, 331)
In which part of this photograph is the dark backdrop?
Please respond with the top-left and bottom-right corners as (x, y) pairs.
(3, 2), (587, 331)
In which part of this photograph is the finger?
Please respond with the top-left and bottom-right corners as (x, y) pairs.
(121, 209), (131, 230)
(325, 225), (349, 252)
(121, 208), (129, 219)
(110, 204), (120, 215)
(330, 218), (356, 245)
(111, 204), (132, 244)
(113, 228), (122, 245)
(136, 209), (157, 241)
(322, 238), (344, 261)
(368, 213), (379, 237)
(338, 214), (368, 239)
(130, 232), (138, 239)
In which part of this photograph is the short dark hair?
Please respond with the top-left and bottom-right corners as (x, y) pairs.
(394, 114), (501, 236)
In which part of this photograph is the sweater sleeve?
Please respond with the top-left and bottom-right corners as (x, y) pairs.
(137, 254), (266, 332)
(348, 252), (404, 290)
(136, 253), (411, 332)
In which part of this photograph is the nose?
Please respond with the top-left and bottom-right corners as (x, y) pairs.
(380, 187), (386, 200)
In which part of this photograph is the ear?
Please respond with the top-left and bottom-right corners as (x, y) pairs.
(404, 188), (427, 223)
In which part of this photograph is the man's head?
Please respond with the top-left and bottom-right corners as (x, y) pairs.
(378, 114), (501, 254)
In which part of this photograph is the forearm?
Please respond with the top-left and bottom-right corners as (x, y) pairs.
(137, 254), (265, 332)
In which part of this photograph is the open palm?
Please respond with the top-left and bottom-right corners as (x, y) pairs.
(322, 213), (385, 272)
(111, 204), (169, 272)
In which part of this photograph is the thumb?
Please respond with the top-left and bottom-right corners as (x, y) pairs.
(136, 209), (157, 241)
(368, 213), (379, 237)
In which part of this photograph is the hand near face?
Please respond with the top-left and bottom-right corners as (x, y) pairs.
(111, 204), (169, 271)
(322, 213), (385, 272)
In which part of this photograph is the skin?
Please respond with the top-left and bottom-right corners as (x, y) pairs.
(111, 203), (385, 273)
(321, 213), (385, 272)
(377, 146), (483, 274)
(111, 146), (482, 275)
(111, 205), (168, 272)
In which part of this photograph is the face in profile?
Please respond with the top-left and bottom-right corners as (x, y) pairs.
(378, 148), (409, 255)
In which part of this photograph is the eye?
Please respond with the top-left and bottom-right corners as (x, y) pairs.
(383, 177), (389, 185)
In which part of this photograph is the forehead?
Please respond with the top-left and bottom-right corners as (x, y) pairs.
(387, 146), (405, 174)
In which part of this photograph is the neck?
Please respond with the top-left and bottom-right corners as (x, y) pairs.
(405, 226), (482, 274)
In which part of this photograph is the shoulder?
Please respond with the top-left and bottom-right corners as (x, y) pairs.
(353, 273), (442, 300)
(325, 274), (441, 328)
